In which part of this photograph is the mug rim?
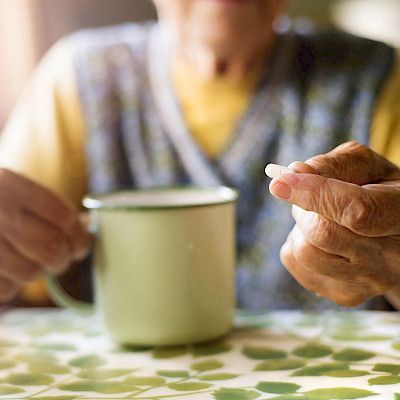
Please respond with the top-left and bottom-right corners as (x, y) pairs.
(83, 186), (239, 210)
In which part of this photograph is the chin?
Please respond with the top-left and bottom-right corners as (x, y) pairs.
(191, 0), (266, 26)
(195, 0), (260, 9)
(201, 0), (255, 3)
(155, 0), (282, 56)
(189, 0), (270, 42)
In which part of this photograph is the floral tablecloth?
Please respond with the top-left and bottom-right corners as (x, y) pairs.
(0, 309), (400, 399)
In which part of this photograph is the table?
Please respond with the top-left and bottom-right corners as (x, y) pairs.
(0, 309), (399, 399)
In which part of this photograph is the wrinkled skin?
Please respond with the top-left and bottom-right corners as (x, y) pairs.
(270, 141), (400, 306)
(0, 169), (90, 302)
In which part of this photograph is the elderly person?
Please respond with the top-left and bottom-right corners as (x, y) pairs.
(0, 0), (400, 310)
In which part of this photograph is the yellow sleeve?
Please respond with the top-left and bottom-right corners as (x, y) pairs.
(0, 38), (87, 209)
(370, 52), (400, 166)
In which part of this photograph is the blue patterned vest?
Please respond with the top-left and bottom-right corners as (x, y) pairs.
(72, 23), (395, 311)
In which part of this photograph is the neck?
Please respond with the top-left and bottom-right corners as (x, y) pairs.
(172, 32), (276, 81)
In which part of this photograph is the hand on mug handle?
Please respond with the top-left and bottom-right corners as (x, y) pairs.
(46, 212), (94, 315)
(0, 168), (91, 305)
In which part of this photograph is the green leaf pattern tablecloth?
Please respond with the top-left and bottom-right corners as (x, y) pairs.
(0, 309), (400, 399)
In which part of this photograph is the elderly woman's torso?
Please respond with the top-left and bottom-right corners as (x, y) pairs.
(68, 22), (395, 310)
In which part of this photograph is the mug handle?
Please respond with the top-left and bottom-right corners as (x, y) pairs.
(45, 212), (95, 315)
(45, 273), (93, 316)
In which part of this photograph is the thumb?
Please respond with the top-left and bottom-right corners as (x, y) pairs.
(269, 172), (400, 237)
(294, 141), (400, 185)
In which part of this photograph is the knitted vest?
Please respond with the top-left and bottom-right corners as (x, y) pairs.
(72, 23), (395, 311)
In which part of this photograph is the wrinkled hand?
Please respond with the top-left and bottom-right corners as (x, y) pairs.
(269, 141), (400, 306)
(0, 169), (91, 302)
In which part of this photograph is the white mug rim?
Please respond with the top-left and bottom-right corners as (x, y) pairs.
(83, 186), (238, 210)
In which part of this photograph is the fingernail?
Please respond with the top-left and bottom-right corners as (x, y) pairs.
(271, 180), (292, 200)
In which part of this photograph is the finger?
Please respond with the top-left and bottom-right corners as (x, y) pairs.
(280, 233), (372, 306)
(269, 172), (400, 237)
(288, 161), (320, 175)
(0, 277), (19, 303)
(281, 241), (325, 295)
(305, 141), (400, 185)
(0, 169), (76, 233)
(284, 225), (392, 297)
(281, 244), (370, 306)
(289, 224), (355, 280)
(291, 205), (374, 259)
(0, 202), (72, 274)
(69, 217), (91, 261)
(0, 237), (41, 283)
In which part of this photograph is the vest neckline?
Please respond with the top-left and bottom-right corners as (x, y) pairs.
(147, 24), (297, 186)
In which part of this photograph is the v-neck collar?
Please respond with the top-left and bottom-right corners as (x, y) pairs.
(148, 24), (295, 187)
(148, 25), (221, 186)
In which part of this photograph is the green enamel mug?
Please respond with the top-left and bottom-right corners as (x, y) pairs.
(46, 187), (238, 346)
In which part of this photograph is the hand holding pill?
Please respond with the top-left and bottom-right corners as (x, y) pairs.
(265, 141), (400, 308)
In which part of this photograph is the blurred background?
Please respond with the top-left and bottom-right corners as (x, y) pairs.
(1, 0), (400, 131)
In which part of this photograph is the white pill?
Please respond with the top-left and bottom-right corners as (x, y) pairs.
(265, 163), (295, 179)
